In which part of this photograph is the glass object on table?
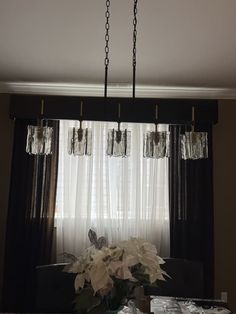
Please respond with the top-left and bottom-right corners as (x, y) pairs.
(117, 300), (144, 314)
(151, 297), (182, 314)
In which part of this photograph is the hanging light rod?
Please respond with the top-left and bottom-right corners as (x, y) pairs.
(79, 100), (83, 128)
(155, 104), (158, 121)
(132, 0), (138, 99)
(191, 105), (195, 131)
(104, 0), (110, 99)
(40, 99), (44, 116)
(155, 104), (158, 132)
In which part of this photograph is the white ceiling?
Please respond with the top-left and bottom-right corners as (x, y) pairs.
(0, 0), (236, 89)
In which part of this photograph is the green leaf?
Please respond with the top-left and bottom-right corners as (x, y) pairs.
(89, 303), (107, 314)
(132, 271), (150, 284)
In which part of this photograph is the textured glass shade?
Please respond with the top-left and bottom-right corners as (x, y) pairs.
(68, 127), (92, 156)
(106, 129), (131, 157)
(181, 132), (208, 160)
(143, 131), (170, 158)
(26, 125), (53, 155)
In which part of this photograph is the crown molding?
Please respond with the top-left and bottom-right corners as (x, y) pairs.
(1, 81), (236, 99)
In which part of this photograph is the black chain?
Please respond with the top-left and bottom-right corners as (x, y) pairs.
(133, 0), (138, 99)
(104, 0), (110, 98)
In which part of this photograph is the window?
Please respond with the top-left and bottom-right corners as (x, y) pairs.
(55, 120), (169, 260)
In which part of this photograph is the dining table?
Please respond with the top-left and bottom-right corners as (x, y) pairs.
(150, 296), (232, 314)
(0, 296), (232, 314)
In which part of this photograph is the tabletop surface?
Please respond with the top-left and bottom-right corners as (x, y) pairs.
(151, 296), (232, 314)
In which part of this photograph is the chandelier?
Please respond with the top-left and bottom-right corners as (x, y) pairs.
(25, 2), (208, 161)
(106, 0), (138, 157)
(181, 106), (208, 160)
(26, 99), (53, 155)
(68, 101), (92, 156)
(143, 105), (170, 158)
(106, 104), (131, 157)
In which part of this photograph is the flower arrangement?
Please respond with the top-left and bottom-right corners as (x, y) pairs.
(63, 230), (167, 314)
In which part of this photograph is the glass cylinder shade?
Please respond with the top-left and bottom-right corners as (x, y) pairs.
(68, 127), (92, 156)
(143, 131), (170, 158)
(106, 129), (131, 157)
(26, 125), (53, 155)
(181, 131), (208, 160)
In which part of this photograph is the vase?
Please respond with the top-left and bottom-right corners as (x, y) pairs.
(134, 286), (150, 313)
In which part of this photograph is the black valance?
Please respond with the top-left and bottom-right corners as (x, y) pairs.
(10, 95), (218, 125)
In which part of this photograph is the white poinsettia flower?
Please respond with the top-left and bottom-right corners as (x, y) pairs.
(109, 246), (124, 260)
(117, 238), (166, 283)
(89, 258), (114, 294)
(67, 260), (85, 274)
(108, 260), (133, 280)
(116, 264), (133, 280)
(65, 245), (97, 273)
(74, 273), (86, 291)
(64, 236), (167, 297)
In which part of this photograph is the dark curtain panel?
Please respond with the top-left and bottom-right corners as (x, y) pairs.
(169, 125), (214, 298)
(2, 119), (59, 312)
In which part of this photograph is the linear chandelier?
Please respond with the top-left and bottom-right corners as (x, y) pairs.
(106, 0), (138, 157)
(106, 103), (132, 157)
(181, 106), (208, 160)
(143, 105), (170, 159)
(68, 101), (93, 156)
(25, 1), (209, 161)
(26, 100), (53, 155)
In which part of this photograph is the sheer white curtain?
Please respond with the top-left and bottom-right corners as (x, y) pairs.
(55, 120), (169, 260)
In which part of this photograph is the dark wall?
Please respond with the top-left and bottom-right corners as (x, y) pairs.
(214, 100), (236, 311)
(0, 94), (14, 307)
